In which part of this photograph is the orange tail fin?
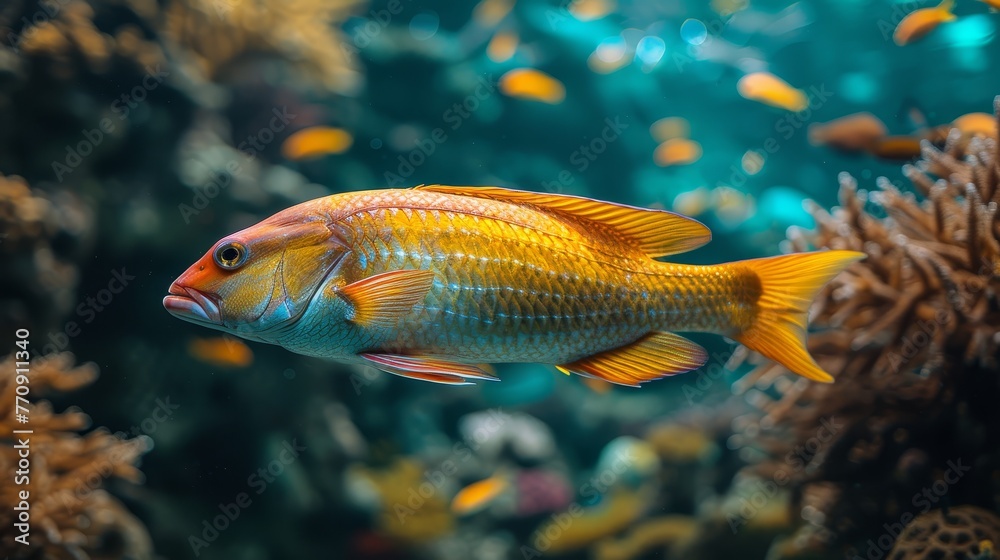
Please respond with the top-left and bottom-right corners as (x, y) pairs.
(734, 250), (865, 383)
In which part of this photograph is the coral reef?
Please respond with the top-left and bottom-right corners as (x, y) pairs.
(161, 0), (362, 92)
(732, 98), (1000, 553)
(889, 506), (1000, 560)
(0, 174), (93, 335)
(592, 515), (698, 560)
(0, 353), (151, 559)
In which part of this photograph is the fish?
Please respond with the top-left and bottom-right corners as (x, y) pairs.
(870, 135), (924, 160)
(281, 126), (353, 161)
(893, 0), (956, 46)
(451, 475), (508, 514)
(163, 186), (864, 386)
(977, 0), (1000, 10)
(808, 113), (888, 152)
(653, 138), (702, 167)
(499, 68), (567, 104)
(951, 112), (998, 138)
(649, 117), (691, 142)
(486, 30), (519, 63)
(187, 336), (254, 368)
(737, 72), (808, 112)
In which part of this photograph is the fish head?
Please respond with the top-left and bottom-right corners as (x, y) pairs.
(164, 203), (348, 341)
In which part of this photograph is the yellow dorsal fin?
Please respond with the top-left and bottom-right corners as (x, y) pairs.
(558, 331), (708, 386)
(416, 185), (711, 257)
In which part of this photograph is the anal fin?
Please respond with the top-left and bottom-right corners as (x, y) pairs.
(361, 353), (499, 385)
(558, 332), (708, 387)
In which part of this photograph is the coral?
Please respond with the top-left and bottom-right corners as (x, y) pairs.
(889, 506), (1000, 560)
(645, 423), (718, 464)
(0, 174), (93, 335)
(592, 515), (698, 560)
(529, 491), (645, 554)
(161, 0), (362, 92)
(0, 353), (152, 559)
(350, 459), (455, 544)
(732, 98), (1000, 552)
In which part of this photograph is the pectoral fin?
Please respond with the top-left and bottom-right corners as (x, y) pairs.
(337, 269), (435, 329)
(361, 353), (500, 385)
(557, 332), (708, 387)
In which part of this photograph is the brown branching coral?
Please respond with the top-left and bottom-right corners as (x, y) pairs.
(733, 97), (1000, 553)
(889, 506), (1000, 560)
(0, 353), (152, 559)
(0, 174), (93, 335)
(161, 0), (362, 93)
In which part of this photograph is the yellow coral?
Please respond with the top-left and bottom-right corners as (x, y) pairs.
(593, 515), (698, 560)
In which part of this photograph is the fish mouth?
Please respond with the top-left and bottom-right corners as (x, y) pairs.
(163, 284), (222, 325)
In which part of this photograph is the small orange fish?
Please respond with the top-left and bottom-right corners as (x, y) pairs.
(951, 112), (997, 138)
(187, 336), (254, 368)
(649, 117), (691, 142)
(870, 136), (924, 160)
(499, 68), (566, 104)
(487, 30), (519, 63)
(737, 72), (808, 112)
(473, 0), (514, 27)
(654, 138), (702, 167)
(164, 186), (862, 386)
(451, 476), (507, 514)
(582, 376), (613, 394)
(808, 113), (888, 152)
(893, 0), (956, 46)
(281, 127), (353, 161)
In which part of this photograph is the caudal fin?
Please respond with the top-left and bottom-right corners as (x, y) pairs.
(734, 250), (865, 383)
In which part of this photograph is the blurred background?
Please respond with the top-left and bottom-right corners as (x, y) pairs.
(1, 0), (999, 558)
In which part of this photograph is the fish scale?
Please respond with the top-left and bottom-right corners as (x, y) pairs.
(337, 196), (752, 364)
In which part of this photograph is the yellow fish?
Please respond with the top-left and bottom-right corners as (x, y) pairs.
(281, 126), (353, 161)
(893, 0), (956, 46)
(499, 69), (566, 104)
(737, 72), (808, 112)
(187, 336), (254, 368)
(451, 475), (507, 514)
(163, 186), (863, 386)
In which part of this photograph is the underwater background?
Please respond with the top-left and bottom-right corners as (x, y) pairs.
(1, 0), (1000, 558)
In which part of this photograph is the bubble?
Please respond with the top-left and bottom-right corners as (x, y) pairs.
(680, 19), (708, 45)
(370, 138), (383, 149)
(283, 368), (296, 380)
(635, 36), (666, 66)
(595, 35), (627, 63)
(409, 12), (440, 41)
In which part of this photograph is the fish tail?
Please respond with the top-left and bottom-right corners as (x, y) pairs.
(733, 250), (865, 383)
(937, 0), (956, 14)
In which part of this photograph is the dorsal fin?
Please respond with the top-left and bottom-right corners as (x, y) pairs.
(415, 185), (711, 257)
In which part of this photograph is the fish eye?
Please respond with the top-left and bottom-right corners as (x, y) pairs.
(214, 241), (249, 270)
